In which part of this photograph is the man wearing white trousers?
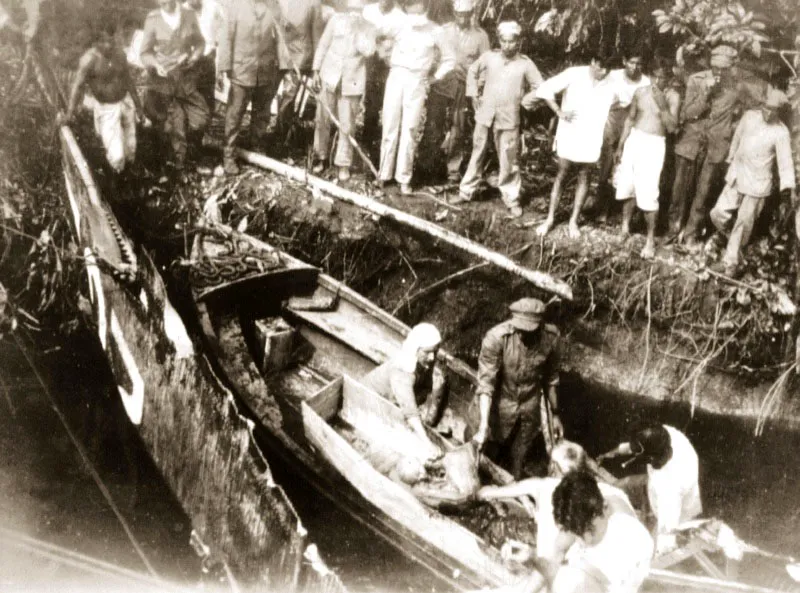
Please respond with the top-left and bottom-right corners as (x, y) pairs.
(378, 0), (455, 195)
(452, 20), (542, 218)
(312, 0), (376, 181)
(61, 24), (144, 174)
(614, 62), (679, 259)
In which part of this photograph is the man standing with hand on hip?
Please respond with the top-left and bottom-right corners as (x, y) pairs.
(451, 20), (541, 219)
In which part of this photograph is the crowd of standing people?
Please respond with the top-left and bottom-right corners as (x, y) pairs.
(58, 0), (797, 277)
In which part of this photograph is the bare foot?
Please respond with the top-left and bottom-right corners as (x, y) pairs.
(535, 219), (553, 237)
(567, 221), (581, 239)
(618, 226), (630, 243)
(641, 242), (655, 260)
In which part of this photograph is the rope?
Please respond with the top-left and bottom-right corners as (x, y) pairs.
(11, 332), (163, 581)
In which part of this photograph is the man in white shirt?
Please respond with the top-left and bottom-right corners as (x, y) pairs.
(477, 441), (636, 577)
(599, 423), (703, 556)
(550, 472), (654, 593)
(378, 0), (455, 194)
(361, 0), (405, 160)
(593, 49), (650, 222)
(535, 54), (617, 239)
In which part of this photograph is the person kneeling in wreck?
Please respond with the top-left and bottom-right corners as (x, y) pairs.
(476, 471), (653, 593)
(477, 441), (638, 589)
(362, 322), (445, 458)
(469, 298), (563, 479)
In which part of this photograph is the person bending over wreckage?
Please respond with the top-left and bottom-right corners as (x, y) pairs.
(472, 470), (653, 593)
(362, 322), (446, 459)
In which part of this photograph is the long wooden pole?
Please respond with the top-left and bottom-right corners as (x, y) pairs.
(238, 148), (574, 300)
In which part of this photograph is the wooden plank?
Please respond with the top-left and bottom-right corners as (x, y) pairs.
(239, 149), (574, 300)
(300, 400), (520, 588)
(307, 377), (343, 422)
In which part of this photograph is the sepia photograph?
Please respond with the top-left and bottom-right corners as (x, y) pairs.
(0, 0), (799, 591)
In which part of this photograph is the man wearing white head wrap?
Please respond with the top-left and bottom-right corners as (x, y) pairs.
(362, 322), (445, 457)
(452, 19), (542, 218)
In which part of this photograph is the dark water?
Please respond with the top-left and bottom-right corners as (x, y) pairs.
(2, 334), (799, 592)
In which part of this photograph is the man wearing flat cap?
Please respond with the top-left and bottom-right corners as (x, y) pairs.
(707, 88), (796, 277)
(668, 44), (743, 248)
(471, 297), (563, 479)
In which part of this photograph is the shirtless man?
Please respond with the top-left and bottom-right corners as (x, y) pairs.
(61, 24), (145, 173)
(614, 63), (679, 259)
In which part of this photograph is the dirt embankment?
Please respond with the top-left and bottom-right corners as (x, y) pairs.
(106, 130), (800, 432)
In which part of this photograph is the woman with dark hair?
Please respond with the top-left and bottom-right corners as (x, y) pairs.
(550, 471), (653, 593)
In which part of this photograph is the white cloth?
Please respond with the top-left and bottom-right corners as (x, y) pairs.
(606, 69), (650, 109)
(615, 127), (665, 212)
(379, 66), (428, 184)
(92, 94), (137, 172)
(648, 425), (703, 538)
(397, 323), (441, 373)
(530, 478), (636, 563)
(536, 66), (618, 163)
(567, 511), (654, 593)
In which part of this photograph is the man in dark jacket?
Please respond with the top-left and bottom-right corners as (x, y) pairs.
(470, 298), (563, 479)
(140, 0), (209, 169)
(218, 0), (281, 174)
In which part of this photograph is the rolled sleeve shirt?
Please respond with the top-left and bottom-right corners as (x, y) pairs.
(389, 18), (456, 80)
(313, 13), (376, 97)
(362, 359), (444, 421)
(277, 0), (323, 71)
(647, 425), (703, 536)
(476, 321), (561, 440)
(218, 0), (279, 87)
(675, 70), (741, 163)
(725, 109), (795, 198)
(467, 50), (542, 131)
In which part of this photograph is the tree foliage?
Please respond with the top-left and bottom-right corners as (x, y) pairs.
(652, 0), (770, 65)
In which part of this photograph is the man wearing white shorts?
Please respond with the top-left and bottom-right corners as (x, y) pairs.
(615, 63), (679, 259)
(62, 24), (144, 174)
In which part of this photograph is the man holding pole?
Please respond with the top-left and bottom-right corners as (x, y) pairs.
(217, 0), (280, 175)
(311, 0), (376, 181)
